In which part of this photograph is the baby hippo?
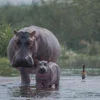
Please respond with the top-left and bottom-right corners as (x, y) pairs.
(36, 61), (60, 89)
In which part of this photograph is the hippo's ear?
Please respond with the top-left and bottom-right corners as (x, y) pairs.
(14, 30), (18, 35)
(31, 31), (36, 37)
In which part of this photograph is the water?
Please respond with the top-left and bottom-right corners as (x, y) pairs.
(0, 69), (100, 100)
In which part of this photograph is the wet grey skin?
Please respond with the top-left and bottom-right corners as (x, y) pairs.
(7, 25), (61, 86)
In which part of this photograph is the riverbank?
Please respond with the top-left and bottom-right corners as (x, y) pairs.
(0, 55), (100, 76)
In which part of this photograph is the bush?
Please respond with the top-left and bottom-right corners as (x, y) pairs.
(0, 24), (13, 57)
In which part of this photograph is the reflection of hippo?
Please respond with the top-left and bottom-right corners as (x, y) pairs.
(7, 25), (60, 85)
(36, 61), (60, 89)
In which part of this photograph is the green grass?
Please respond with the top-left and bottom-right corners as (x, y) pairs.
(0, 57), (19, 76)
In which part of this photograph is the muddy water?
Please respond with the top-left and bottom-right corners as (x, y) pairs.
(0, 69), (100, 100)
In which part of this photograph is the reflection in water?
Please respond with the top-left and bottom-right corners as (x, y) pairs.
(20, 86), (36, 97)
(19, 86), (52, 98)
(8, 85), (58, 99)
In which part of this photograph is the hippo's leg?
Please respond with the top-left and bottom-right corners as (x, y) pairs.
(20, 68), (30, 86)
(55, 76), (60, 89)
(55, 83), (59, 89)
(36, 82), (39, 88)
(49, 85), (52, 88)
(36, 82), (43, 90)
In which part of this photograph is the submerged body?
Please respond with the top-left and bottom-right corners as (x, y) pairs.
(36, 61), (60, 89)
(7, 25), (60, 85)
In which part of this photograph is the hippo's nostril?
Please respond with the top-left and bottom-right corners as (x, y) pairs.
(25, 56), (34, 65)
(25, 56), (29, 60)
(13, 55), (34, 67)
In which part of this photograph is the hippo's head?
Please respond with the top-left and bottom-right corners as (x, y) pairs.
(38, 61), (48, 74)
(12, 31), (37, 68)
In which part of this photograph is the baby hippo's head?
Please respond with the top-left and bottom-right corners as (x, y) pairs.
(38, 61), (48, 74)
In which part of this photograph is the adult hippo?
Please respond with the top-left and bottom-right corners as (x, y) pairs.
(7, 25), (60, 85)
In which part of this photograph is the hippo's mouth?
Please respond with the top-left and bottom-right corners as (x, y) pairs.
(12, 56), (34, 68)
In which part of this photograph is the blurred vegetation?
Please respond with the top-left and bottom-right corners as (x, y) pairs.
(59, 47), (100, 68)
(0, 0), (100, 75)
(0, 0), (100, 56)
(0, 58), (19, 76)
(0, 24), (13, 57)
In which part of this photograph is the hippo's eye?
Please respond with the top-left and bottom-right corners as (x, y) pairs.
(39, 63), (42, 66)
(44, 63), (47, 66)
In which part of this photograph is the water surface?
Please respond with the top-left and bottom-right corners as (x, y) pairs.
(0, 69), (100, 100)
